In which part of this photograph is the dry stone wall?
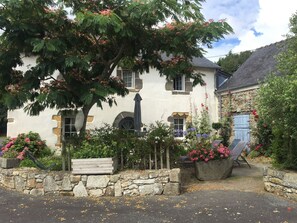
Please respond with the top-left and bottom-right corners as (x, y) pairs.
(220, 89), (258, 144)
(0, 168), (181, 197)
(263, 167), (297, 201)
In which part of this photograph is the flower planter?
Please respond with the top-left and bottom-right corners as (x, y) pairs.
(0, 157), (20, 169)
(194, 158), (233, 181)
(71, 157), (118, 175)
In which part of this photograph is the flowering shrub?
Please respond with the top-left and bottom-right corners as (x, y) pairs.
(188, 144), (231, 162)
(0, 132), (49, 160)
(250, 109), (273, 157)
(182, 126), (211, 150)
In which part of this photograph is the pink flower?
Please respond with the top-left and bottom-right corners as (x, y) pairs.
(203, 22), (209, 27)
(100, 9), (112, 16)
(204, 158), (209, 162)
(99, 39), (109, 45)
(6, 142), (14, 148)
(16, 153), (25, 160)
(165, 23), (175, 30)
(25, 138), (30, 143)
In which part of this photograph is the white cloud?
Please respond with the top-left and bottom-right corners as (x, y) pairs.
(201, 0), (297, 61)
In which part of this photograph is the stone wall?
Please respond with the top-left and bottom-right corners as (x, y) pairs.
(263, 167), (297, 201)
(220, 89), (258, 144)
(221, 89), (258, 115)
(0, 168), (181, 197)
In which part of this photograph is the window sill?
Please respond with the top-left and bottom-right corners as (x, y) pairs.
(128, 88), (140, 92)
(172, 91), (190, 95)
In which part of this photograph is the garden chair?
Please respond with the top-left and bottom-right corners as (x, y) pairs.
(230, 141), (251, 168)
(25, 150), (56, 171)
(211, 140), (222, 149)
(228, 139), (241, 150)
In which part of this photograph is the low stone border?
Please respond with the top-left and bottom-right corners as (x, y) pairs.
(263, 167), (297, 201)
(0, 168), (181, 197)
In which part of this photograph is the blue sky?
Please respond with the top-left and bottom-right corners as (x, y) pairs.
(201, 0), (297, 62)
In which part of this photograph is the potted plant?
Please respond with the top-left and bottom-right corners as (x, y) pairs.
(0, 149), (20, 169)
(187, 137), (233, 181)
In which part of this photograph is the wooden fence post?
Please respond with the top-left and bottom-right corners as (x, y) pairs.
(166, 145), (170, 169)
(154, 144), (157, 170)
(160, 146), (163, 169)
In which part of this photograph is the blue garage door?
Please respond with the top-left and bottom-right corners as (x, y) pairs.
(233, 115), (250, 142)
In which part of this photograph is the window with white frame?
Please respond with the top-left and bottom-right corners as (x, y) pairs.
(122, 69), (135, 88)
(173, 75), (185, 91)
(63, 116), (77, 138)
(173, 117), (185, 137)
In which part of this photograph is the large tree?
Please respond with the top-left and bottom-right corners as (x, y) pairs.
(0, 0), (232, 132)
(217, 50), (252, 74)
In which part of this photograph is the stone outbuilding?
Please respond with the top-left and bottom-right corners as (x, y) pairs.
(216, 41), (287, 144)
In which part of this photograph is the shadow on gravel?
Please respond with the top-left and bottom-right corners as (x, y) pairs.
(180, 161), (266, 194)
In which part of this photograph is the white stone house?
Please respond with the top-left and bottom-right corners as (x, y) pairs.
(7, 57), (224, 149)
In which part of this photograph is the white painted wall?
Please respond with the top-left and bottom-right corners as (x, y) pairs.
(7, 60), (219, 149)
(7, 107), (59, 148)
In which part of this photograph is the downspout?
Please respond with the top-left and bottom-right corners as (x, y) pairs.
(214, 90), (223, 122)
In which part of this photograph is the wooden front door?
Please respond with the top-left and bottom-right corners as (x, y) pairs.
(233, 114), (250, 142)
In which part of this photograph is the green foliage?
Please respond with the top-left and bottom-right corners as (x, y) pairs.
(248, 150), (261, 159)
(70, 122), (183, 169)
(71, 140), (116, 159)
(0, 94), (7, 136)
(2, 149), (18, 158)
(147, 121), (174, 146)
(220, 117), (232, 146)
(183, 129), (211, 151)
(256, 13), (297, 169)
(70, 125), (119, 158)
(257, 74), (297, 169)
(217, 50), (252, 74)
(19, 156), (63, 171)
(250, 110), (273, 157)
(0, 0), (232, 133)
(212, 122), (222, 131)
(192, 104), (211, 134)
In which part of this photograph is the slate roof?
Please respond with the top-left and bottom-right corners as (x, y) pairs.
(161, 54), (220, 69)
(217, 40), (287, 92)
(191, 57), (221, 69)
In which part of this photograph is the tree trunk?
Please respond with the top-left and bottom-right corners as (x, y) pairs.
(79, 103), (94, 137)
